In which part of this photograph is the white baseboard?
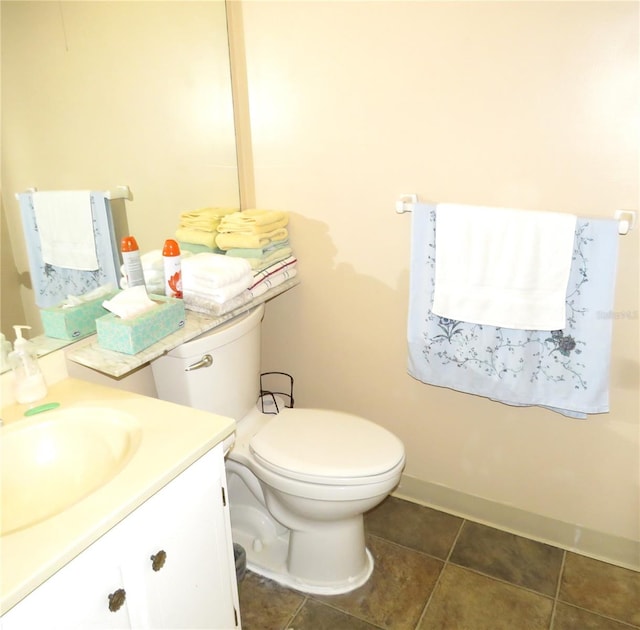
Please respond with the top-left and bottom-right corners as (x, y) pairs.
(394, 474), (639, 572)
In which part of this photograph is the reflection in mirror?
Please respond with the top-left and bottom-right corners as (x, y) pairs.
(0, 0), (239, 371)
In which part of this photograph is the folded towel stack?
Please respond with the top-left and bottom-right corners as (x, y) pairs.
(248, 255), (298, 298)
(182, 254), (298, 318)
(216, 209), (289, 250)
(216, 209), (292, 271)
(180, 211), (298, 317)
(182, 289), (253, 317)
(182, 253), (253, 307)
(121, 249), (195, 294)
(175, 207), (238, 251)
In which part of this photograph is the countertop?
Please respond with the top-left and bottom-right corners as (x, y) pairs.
(65, 277), (300, 378)
(0, 378), (236, 614)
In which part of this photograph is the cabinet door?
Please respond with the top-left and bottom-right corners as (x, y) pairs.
(122, 445), (240, 629)
(1, 533), (132, 630)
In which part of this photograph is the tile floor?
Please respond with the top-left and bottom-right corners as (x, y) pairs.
(237, 496), (640, 630)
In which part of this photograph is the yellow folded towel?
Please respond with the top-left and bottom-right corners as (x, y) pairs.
(216, 228), (289, 251)
(175, 227), (218, 249)
(219, 209), (288, 228)
(179, 207), (238, 231)
(180, 207), (238, 221)
(217, 215), (289, 235)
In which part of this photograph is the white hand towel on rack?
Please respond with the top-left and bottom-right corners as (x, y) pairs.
(32, 191), (98, 270)
(432, 204), (577, 330)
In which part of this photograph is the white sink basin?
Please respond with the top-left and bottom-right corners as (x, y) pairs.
(1, 407), (142, 536)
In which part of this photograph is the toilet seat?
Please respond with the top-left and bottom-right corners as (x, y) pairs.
(249, 408), (405, 485)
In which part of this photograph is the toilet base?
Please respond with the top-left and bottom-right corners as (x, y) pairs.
(231, 522), (374, 595)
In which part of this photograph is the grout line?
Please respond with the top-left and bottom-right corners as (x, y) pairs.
(283, 595), (308, 630)
(414, 517), (467, 629)
(554, 601), (640, 629)
(553, 553), (640, 629)
(548, 549), (567, 629)
(445, 517), (466, 562)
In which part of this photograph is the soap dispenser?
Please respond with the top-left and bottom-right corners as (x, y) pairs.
(0, 332), (11, 370)
(9, 325), (48, 404)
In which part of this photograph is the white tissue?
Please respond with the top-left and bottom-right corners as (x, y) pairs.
(62, 284), (116, 308)
(102, 286), (158, 319)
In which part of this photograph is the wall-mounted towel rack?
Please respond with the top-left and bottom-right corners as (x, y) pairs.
(15, 185), (132, 201)
(395, 194), (637, 236)
(15, 187), (130, 307)
(395, 194), (418, 214)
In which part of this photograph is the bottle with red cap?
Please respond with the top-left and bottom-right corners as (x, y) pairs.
(162, 239), (182, 298)
(121, 236), (146, 288)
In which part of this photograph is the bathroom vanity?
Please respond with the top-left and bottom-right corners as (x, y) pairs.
(0, 378), (240, 629)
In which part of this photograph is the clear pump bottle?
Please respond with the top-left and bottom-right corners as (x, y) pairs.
(9, 325), (48, 404)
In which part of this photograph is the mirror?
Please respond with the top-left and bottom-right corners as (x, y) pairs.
(0, 1), (239, 370)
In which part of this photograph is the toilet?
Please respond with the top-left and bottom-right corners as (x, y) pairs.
(151, 304), (405, 594)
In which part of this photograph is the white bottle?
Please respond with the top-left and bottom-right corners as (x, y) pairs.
(9, 325), (48, 404)
(121, 236), (146, 289)
(162, 239), (182, 298)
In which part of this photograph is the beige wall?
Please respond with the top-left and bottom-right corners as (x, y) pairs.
(240, 1), (639, 566)
(1, 0), (238, 338)
(1, 0), (637, 569)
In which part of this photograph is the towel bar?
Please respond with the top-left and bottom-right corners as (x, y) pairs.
(396, 195), (636, 235)
(15, 185), (132, 201)
(614, 210), (636, 235)
(395, 194), (418, 214)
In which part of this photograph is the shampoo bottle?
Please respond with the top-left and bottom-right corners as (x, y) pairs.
(121, 236), (146, 289)
(9, 325), (48, 404)
(162, 239), (182, 298)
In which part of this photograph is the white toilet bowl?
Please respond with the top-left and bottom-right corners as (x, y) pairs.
(151, 304), (405, 594)
(226, 404), (404, 593)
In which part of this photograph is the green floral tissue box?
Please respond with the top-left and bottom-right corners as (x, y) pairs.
(96, 295), (185, 355)
(40, 292), (117, 340)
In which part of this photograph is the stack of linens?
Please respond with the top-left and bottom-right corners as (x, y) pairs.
(182, 253), (253, 316)
(175, 207), (238, 253)
(248, 256), (298, 298)
(216, 210), (291, 270)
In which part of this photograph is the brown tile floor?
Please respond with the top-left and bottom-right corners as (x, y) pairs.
(237, 496), (640, 630)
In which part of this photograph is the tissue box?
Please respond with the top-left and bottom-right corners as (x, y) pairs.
(40, 293), (117, 340)
(96, 295), (185, 355)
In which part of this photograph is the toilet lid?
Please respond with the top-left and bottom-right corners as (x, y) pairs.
(249, 408), (405, 481)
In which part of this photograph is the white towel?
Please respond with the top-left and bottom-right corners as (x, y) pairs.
(432, 204), (577, 330)
(184, 290), (252, 316)
(181, 253), (251, 288)
(183, 275), (253, 304)
(32, 191), (98, 270)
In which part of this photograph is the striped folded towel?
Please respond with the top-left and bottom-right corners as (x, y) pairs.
(250, 256), (297, 289)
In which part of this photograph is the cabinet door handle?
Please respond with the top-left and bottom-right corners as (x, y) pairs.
(108, 588), (126, 612)
(150, 549), (167, 571)
(185, 354), (212, 371)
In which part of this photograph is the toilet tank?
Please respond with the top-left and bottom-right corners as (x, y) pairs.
(151, 304), (264, 420)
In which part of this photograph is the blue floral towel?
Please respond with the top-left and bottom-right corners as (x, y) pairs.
(407, 204), (619, 418)
(18, 192), (120, 308)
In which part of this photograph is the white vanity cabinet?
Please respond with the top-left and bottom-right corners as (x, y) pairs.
(1, 443), (241, 629)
